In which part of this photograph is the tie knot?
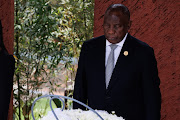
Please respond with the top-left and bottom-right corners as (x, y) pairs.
(110, 44), (118, 51)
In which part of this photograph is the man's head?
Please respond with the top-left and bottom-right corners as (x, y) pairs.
(103, 4), (131, 44)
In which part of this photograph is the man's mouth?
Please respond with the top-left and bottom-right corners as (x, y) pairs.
(107, 37), (116, 40)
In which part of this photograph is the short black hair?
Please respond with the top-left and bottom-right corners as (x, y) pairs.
(105, 4), (130, 20)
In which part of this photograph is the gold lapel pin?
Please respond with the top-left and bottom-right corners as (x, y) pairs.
(124, 51), (128, 56)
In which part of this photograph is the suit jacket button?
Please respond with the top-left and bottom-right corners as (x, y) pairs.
(106, 89), (110, 95)
(105, 96), (111, 102)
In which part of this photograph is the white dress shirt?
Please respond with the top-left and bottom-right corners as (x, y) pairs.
(105, 33), (128, 67)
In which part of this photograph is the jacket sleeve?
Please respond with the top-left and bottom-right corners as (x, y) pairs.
(73, 43), (87, 110)
(141, 47), (161, 120)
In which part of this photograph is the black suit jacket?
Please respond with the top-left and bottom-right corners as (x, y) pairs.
(0, 51), (15, 120)
(73, 34), (161, 120)
(0, 20), (15, 120)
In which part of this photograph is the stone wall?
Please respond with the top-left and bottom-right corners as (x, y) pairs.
(94, 0), (180, 120)
(0, 0), (14, 55)
(0, 0), (14, 120)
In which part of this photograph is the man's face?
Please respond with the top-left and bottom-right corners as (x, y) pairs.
(103, 11), (130, 44)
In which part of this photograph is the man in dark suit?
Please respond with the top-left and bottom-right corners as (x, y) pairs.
(0, 20), (15, 120)
(73, 4), (161, 120)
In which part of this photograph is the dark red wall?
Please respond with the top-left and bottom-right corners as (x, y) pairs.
(94, 0), (180, 120)
(0, 0), (14, 120)
(0, 0), (14, 55)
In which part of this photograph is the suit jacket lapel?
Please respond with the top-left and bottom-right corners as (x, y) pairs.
(93, 36), (106, 90)
(107, 34), (135, 90)
(99, 36), (106, 89)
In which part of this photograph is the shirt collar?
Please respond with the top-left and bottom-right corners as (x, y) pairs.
(106, 33), (128, 47)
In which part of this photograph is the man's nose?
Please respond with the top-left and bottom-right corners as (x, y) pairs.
(108, 27), (115, 34)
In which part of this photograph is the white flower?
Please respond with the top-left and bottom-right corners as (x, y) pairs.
(40, 108), (125, 120)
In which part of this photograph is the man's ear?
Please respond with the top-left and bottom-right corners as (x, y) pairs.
(128, 20), (132, 29)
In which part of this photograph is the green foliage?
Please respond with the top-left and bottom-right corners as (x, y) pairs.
(14, 97), (57, 120)
(14, 0), (94, 119)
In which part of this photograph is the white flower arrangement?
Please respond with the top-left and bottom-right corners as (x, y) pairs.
(40, 108), (125, 120)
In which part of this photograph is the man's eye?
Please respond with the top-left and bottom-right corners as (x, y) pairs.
(115, 25), (122, 28)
